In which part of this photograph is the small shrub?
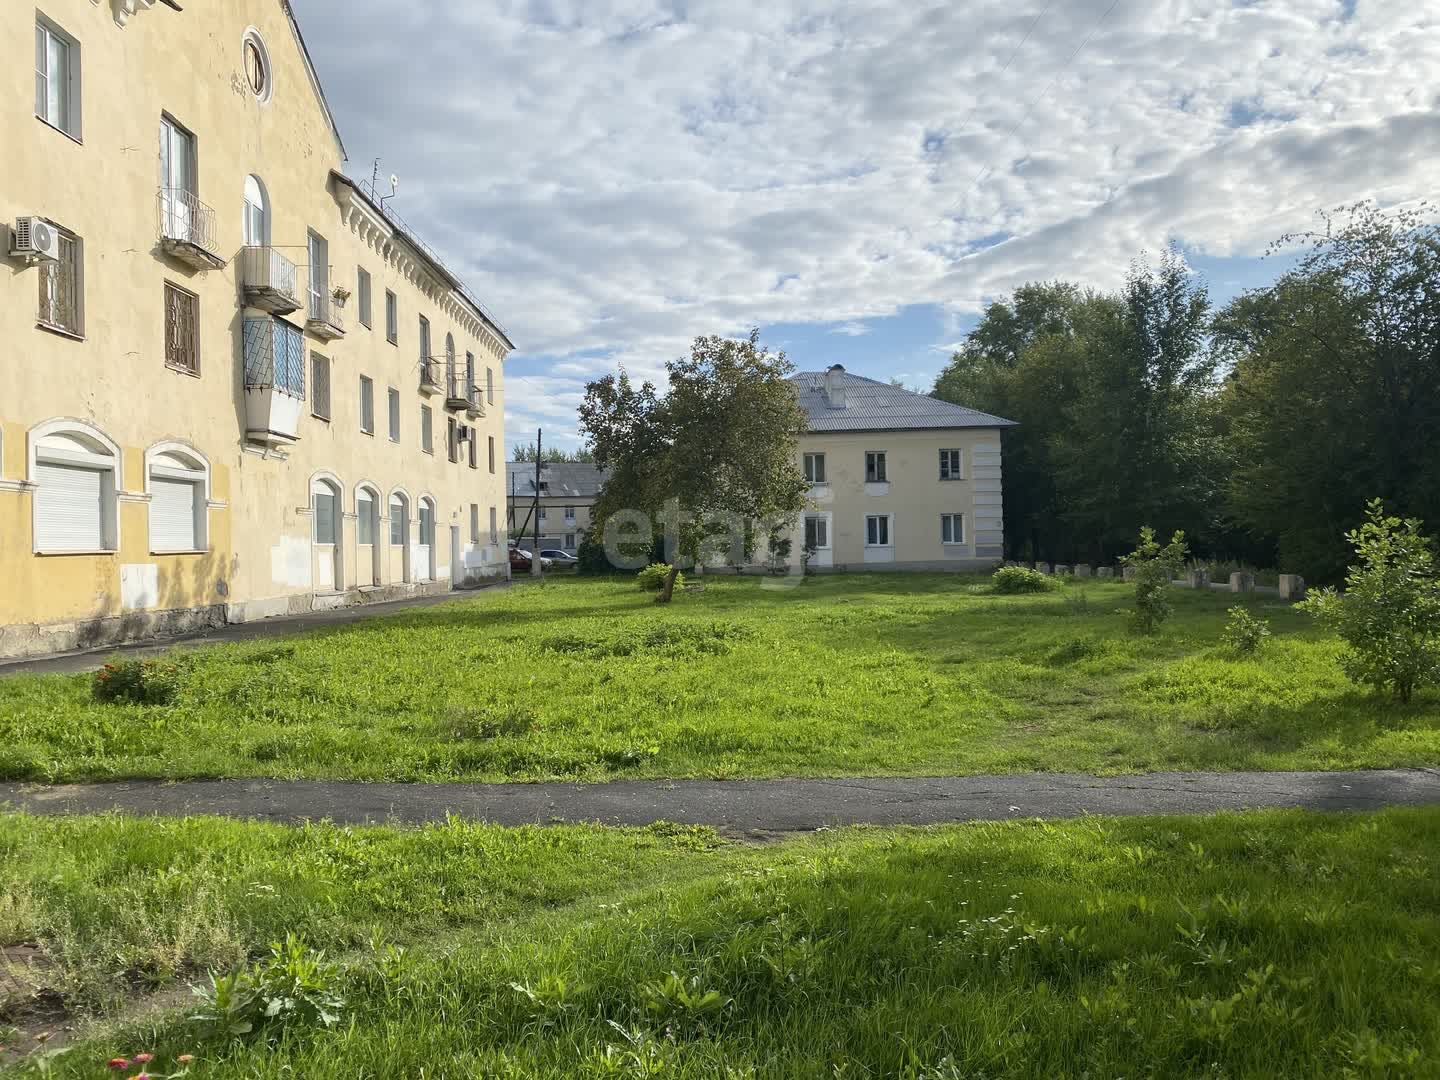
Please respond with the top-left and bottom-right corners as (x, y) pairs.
(92, 659), (182, 705)
(1222, 606), (1271, 656)
(190, 934), (344, 1041)
(1049, 637), (1099, 665)
(1300, 500), (1440, 703)
(1120, 527), (1189, 635)
(1063, 590), (1092, 616)
(637, 563), (685, 593)
(992, 566), (1055, 594)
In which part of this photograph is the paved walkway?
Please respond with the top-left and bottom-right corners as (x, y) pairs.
(3, 769), (1436, 834)
(0, 582), (510, 677)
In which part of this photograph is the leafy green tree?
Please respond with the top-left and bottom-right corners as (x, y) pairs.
(511, 444), (596, 464)
(579, 330), (809, 602)
(1300, 500), (1440, 703)
(1219, 203), (1440, 579)
(1121, 527), (1189, 634)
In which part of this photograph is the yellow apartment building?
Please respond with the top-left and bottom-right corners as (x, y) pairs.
(785, 367), (1013, 571)
(0, 0), (513, 658)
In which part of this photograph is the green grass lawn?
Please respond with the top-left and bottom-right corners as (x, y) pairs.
(2, 574), (1438, 784)
(2, 808), (1437, 1077)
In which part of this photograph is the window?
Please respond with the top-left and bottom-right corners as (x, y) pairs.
(564, 506), (576, 524)
(445, 334), (458, 397)
(357, 490), (376, 545)
(163, 281), (199, 374)
(307, 231), (329, 322)
(539, 507), (548, 523)
(242, 175), (269, 246)
(804, 452), (826, 483)
(387, 387), (400, 442)
(37, 225), (83, 336)
(804, 514), (829, 550)
(447, 416), (459, 462)
(311, 484), (339, 545)
(147, 448), (208, 553)
(420, 405), (433, 454)
(486, 367), (494, 405)
(564, 533), (576, 549)
(243, 317), (305, 396)
(418, 499), (435, 548)
(35, 17), (80, 139)
(865, 451), (887, 483)
(357, 267), (372, 328)
(310, 353), (331, 421)
(241, 29), (272, 104)
(489, 506), (499, 544)
(939, 449), (963, 480)
(359, 375), (375, 434)
(31, 423), (118, 554)
(865, 514), (891, 547)
(389, 493), (408, 546)
(419, 315), (431, 362)
(469, 503), (480, 543)
(465, 352), (476, 403)
(385, 290), (398, 344)
(468, 430), (478, 469)
(941, 513), (966, 545)
(159, 116), (197, 242)
(488, 436), (495, 473)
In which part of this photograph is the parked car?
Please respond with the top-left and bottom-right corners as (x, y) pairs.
(539, 549), (579, 565)
(509, 547), (552, 572)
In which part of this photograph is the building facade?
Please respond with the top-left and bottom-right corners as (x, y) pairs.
(0, 0), (512, 659)
(784, 367), (1013, 571)
(506, 463), (607, 555)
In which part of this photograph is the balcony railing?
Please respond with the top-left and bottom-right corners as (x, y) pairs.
(241, 246), (302, 315)
(444, 362), (470, 411)
(157, 188), (225, 270)
(465, 383), (483, 418)
(418, 358), (442, 396)
(306, 281), (346, 342)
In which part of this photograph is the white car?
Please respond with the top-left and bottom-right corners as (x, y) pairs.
(539, 549), (579, 565)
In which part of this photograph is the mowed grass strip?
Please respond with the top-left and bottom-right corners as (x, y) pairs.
(2, 808), (1437, 1077)
(2, 575), (1438, 783)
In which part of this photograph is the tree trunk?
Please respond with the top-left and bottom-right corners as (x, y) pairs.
(658, 565), (680, 604)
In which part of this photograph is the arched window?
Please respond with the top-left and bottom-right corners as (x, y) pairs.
(243, 175), (269, 246)
(29, 420), (120, 554)
(146, 443), (209, 553)
(355, 483), (379, 546)
(444, 334), (458, 397)
(388, 492), (409, 546)
(418, 496), (436, 548)
(312, 477), (340, 545)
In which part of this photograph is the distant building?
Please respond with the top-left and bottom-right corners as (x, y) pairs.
(782, 366), (1014, 571)
(507, 463), (607, 555)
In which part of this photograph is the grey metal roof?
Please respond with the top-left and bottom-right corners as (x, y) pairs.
(790, 370), (1017, 432)
(506, 462), (608, 499)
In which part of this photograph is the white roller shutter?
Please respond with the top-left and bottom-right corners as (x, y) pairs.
(34, 461), (105, 552)
(150, 477), (199, 551)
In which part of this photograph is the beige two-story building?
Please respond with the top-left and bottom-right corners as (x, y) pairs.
(0, 0), (513, 658)
(785, 367), (1013, 571)
(506, 462), (607, 556)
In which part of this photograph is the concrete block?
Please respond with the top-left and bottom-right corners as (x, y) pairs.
(1279, 574), (1306, 601)
(1054, 564), (1072, 575)
(1186, 569), (1210, 589)
(1096, 567), (1115, 579)
(1122, 566), (1137, 582)
(1035, 562), (1051, 575)
(1074, 564), (1092, 577)
(1229, 572), (1255, 593)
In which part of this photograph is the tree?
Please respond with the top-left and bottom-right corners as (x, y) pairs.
(579, 330), (810, 602)
(511, 444), (596, 464)
(1120, 527), (1189, 635)
(1300, 501), (1440, 703)
(1218, 203), (1440, 580)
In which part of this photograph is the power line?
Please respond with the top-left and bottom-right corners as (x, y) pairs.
(941, 0), (1122, 223)
(943, 1), (1055, 147)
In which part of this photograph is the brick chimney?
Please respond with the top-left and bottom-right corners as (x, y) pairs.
(823, 364), (847, 409)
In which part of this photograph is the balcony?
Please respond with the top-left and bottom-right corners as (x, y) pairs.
(465, 384), (484, 420)
(418, 358), (442, 397)
(157, 188), (226, 271)
(444, 366), (471, 412)
(305, 285), (346, 342)
(240, 246), (301, 315)
(242, 316), (306, 445)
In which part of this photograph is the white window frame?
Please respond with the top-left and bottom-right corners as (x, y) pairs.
(564, 532), (576, 549)
(356, 485), (379, 547)
(28, 419), (121, 555)
(941, 513), (966, 545)
(420, 405), (433, 454)
(865, 513), (893, 548)
(311, 476), (341, 546)
(359, 375), (374, 434)
(388, 491), (410, 547)
(356, 266), (372, 329)
(864, 451), (888, 484)
(486, 367), (494, 405)
(804, 452), (826, 484)
(469, 503), (480, 544)
(35, 16), (81, 141)
(489, 506), (499, 545)
(564, 506), (576, 524)
(939, 448), (963, 481)
(803, 512), (831, 551)
(310, 352), (331, 421)
(387, 386), (400, 442)
(144, 442), (211, 554)
(385, 289), (398, 345)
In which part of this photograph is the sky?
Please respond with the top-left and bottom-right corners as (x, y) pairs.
(291, 0), (1440, 453)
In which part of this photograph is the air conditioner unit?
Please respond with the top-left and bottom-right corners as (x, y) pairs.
(11, 217), (60, 262)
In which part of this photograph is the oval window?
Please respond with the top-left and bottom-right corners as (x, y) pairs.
(242, 30), (272, 104)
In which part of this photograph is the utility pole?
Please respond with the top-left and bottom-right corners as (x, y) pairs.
(531, 428), (543, 578)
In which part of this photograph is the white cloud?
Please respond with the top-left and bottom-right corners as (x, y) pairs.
(292, 0), (1440, 446)
(829, 321), (871, 337)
